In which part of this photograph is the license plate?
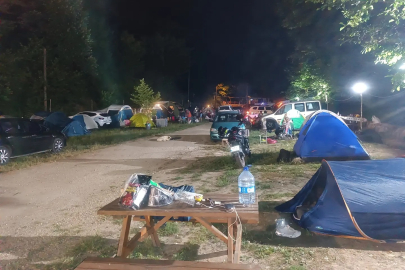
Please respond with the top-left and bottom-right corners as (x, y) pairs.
(230, 145), (240, 152)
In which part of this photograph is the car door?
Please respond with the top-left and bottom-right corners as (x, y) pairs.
(25, 120), (53, 152)
(0, 119), (28, 156)
(304, 102), (321, 117)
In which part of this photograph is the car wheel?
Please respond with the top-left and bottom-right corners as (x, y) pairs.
(0, 146), (11, 165)
(52, 138), (64, 153)
(266, 118), (279, 132)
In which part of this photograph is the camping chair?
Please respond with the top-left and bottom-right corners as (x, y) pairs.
(259, 129), (268, 144)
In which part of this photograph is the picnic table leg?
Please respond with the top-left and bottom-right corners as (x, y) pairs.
(145, 216), (161, 247)
(233, 223), (242, 263)
(117, 215), (132, 257)
(227, 218), (234, 263)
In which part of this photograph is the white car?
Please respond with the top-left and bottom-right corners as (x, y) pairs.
(247, 105), (274, 117)
(77, 111), (112, 127)
(262, 100), (322, 130)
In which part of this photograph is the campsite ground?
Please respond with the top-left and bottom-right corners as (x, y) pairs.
(1, 122), (404, 270)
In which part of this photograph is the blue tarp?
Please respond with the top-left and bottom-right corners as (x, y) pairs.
(44, 112), (72, 132)
(62, 120), (89, 137)
(276, 159), (405, 242)
(294, 111), (370, 161)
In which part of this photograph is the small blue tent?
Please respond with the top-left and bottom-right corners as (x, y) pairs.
(276, 159), (405, 242)
(117, 108), (133, 122)
(294, 111), (370, 161)
(62, 120), (89, 137)
(44, 112), (72, 132)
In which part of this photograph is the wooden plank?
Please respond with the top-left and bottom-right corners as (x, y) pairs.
(98, 195), (259, 223)
(133, 216), (258, 224)
(194, 216), (228, 245)
(75, 257), (254, 269)
(145, 216), (160, 247)
(117, 216), (131, 257)
(227, 218), (234, 263)
(233, 223), (242, 263)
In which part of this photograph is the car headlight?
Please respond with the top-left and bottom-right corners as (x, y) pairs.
(210, 128), (218, 133)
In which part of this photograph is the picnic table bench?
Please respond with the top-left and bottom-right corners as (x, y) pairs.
(76, 193), (258, 269)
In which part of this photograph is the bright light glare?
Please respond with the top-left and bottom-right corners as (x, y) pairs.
(207, 105), (210, 108)
(352, 82), (368, 94)
(400, 63), (405, 70)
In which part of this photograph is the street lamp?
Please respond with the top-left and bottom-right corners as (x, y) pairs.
(352, 82), (368, 130)
(400, 63), (405, 70)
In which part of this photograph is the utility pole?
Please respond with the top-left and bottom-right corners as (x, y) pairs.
(44, 48), (47, 111)
(215, 86), (218, 109)
(187, 69), (190, 108)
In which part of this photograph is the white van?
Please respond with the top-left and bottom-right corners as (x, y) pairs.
(262, 100), (322, 129)
(247, 105), (273, 117)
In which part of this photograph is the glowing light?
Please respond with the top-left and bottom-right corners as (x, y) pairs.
(352, 82), (368, 94)
(399, 63), (405, 70)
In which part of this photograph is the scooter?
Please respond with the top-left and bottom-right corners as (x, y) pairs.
(228, 123), (251, 168)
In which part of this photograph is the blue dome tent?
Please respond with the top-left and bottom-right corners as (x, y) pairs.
(276, 159), (405, 242)
(62, 120), (89, 137)
(294, 111), (370, 161)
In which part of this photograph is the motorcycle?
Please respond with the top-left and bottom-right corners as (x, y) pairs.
(217, 118), (251, 168)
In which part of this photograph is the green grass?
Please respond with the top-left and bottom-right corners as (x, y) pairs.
(130, 238), (164, 260)
(216, 169), (240, 187)
(256, 181), (271, 190)
(43, 236), (116, 270)
(172, 244), (199, 261)
(0, 122), (202, 173)
(189, 225), (216, 245)
(158, 222), (180, 237)
(260, 192), (295, 200)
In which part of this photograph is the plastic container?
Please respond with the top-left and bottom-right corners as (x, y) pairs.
(238, 165), (255, 205)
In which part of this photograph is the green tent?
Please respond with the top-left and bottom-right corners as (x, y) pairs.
(281, 109), (305, 130)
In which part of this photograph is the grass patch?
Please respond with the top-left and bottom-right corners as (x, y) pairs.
(130, 238), (164, 259)
(172, 244), (199, 261)
(243, 242), (276, 259)
(0, 122), (203, 173)
(158, 222), (179, 237)
(289, 266), (307, 270)
(44, 236), (116, 270)
(256, 181), (271, 190)
(260, 192), (295, 200)
(189, 225), (216, 245)
(216, 169), (239, 187)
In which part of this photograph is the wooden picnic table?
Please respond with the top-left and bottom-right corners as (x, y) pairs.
(98, 193), (259, 264)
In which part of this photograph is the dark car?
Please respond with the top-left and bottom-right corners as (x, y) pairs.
(0, 118), (66, 165)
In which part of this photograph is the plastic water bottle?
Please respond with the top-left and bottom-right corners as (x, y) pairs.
(238, 166), (255, 205)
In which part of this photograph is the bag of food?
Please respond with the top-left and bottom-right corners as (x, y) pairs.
(119, 174), (152, 210)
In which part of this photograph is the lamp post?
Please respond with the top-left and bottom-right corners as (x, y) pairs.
(352, 82), (368, 130)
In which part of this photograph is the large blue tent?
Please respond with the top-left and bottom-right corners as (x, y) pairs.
(62, 120), (89, 137)
(276, 159), (405, 242)
(294, 111), (370, 161)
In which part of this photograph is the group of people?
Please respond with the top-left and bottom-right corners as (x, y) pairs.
(180, 107), (203, 124)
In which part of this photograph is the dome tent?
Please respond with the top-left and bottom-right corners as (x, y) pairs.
(294, 111), (370, 161)
(276, 159), (405, 242)
(130, 113), (155, 128)
(71, 115), (98, 130)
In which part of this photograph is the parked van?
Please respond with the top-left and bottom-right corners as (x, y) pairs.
(247, 105), (274, 117)
(262, 100), (322, 130)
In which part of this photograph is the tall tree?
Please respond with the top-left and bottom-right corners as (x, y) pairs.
(131, 79), (161, 115)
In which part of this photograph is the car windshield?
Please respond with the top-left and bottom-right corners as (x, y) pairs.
(215, 113), (239, 122)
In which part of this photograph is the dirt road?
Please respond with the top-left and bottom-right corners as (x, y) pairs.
(0, 123), (213, 266)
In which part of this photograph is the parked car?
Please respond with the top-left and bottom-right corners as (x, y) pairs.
(210, 111), (245, 141)
(247, 105), (274, 117)
(0, 118), (66, 165)
(77, 111), (112, 127)
(262, 100), (322, 130)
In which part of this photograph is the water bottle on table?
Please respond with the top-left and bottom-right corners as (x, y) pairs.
(238, 165), (255, 205)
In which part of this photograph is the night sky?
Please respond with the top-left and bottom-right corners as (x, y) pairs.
(90, 0), (395, 110)
(95, 0), (293, 101)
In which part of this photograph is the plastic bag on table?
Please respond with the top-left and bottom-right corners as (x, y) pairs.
(174, 190), (203, 206)
(119, 174), (152, 209)
(148, 186), (174, 207)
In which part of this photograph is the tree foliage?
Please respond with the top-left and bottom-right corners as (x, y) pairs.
(287, 63), (331, 101)
(303, 0), (405, 90)
(130, 79), (161, 115)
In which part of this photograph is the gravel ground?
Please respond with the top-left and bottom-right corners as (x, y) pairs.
(0, 123), (212, 267)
